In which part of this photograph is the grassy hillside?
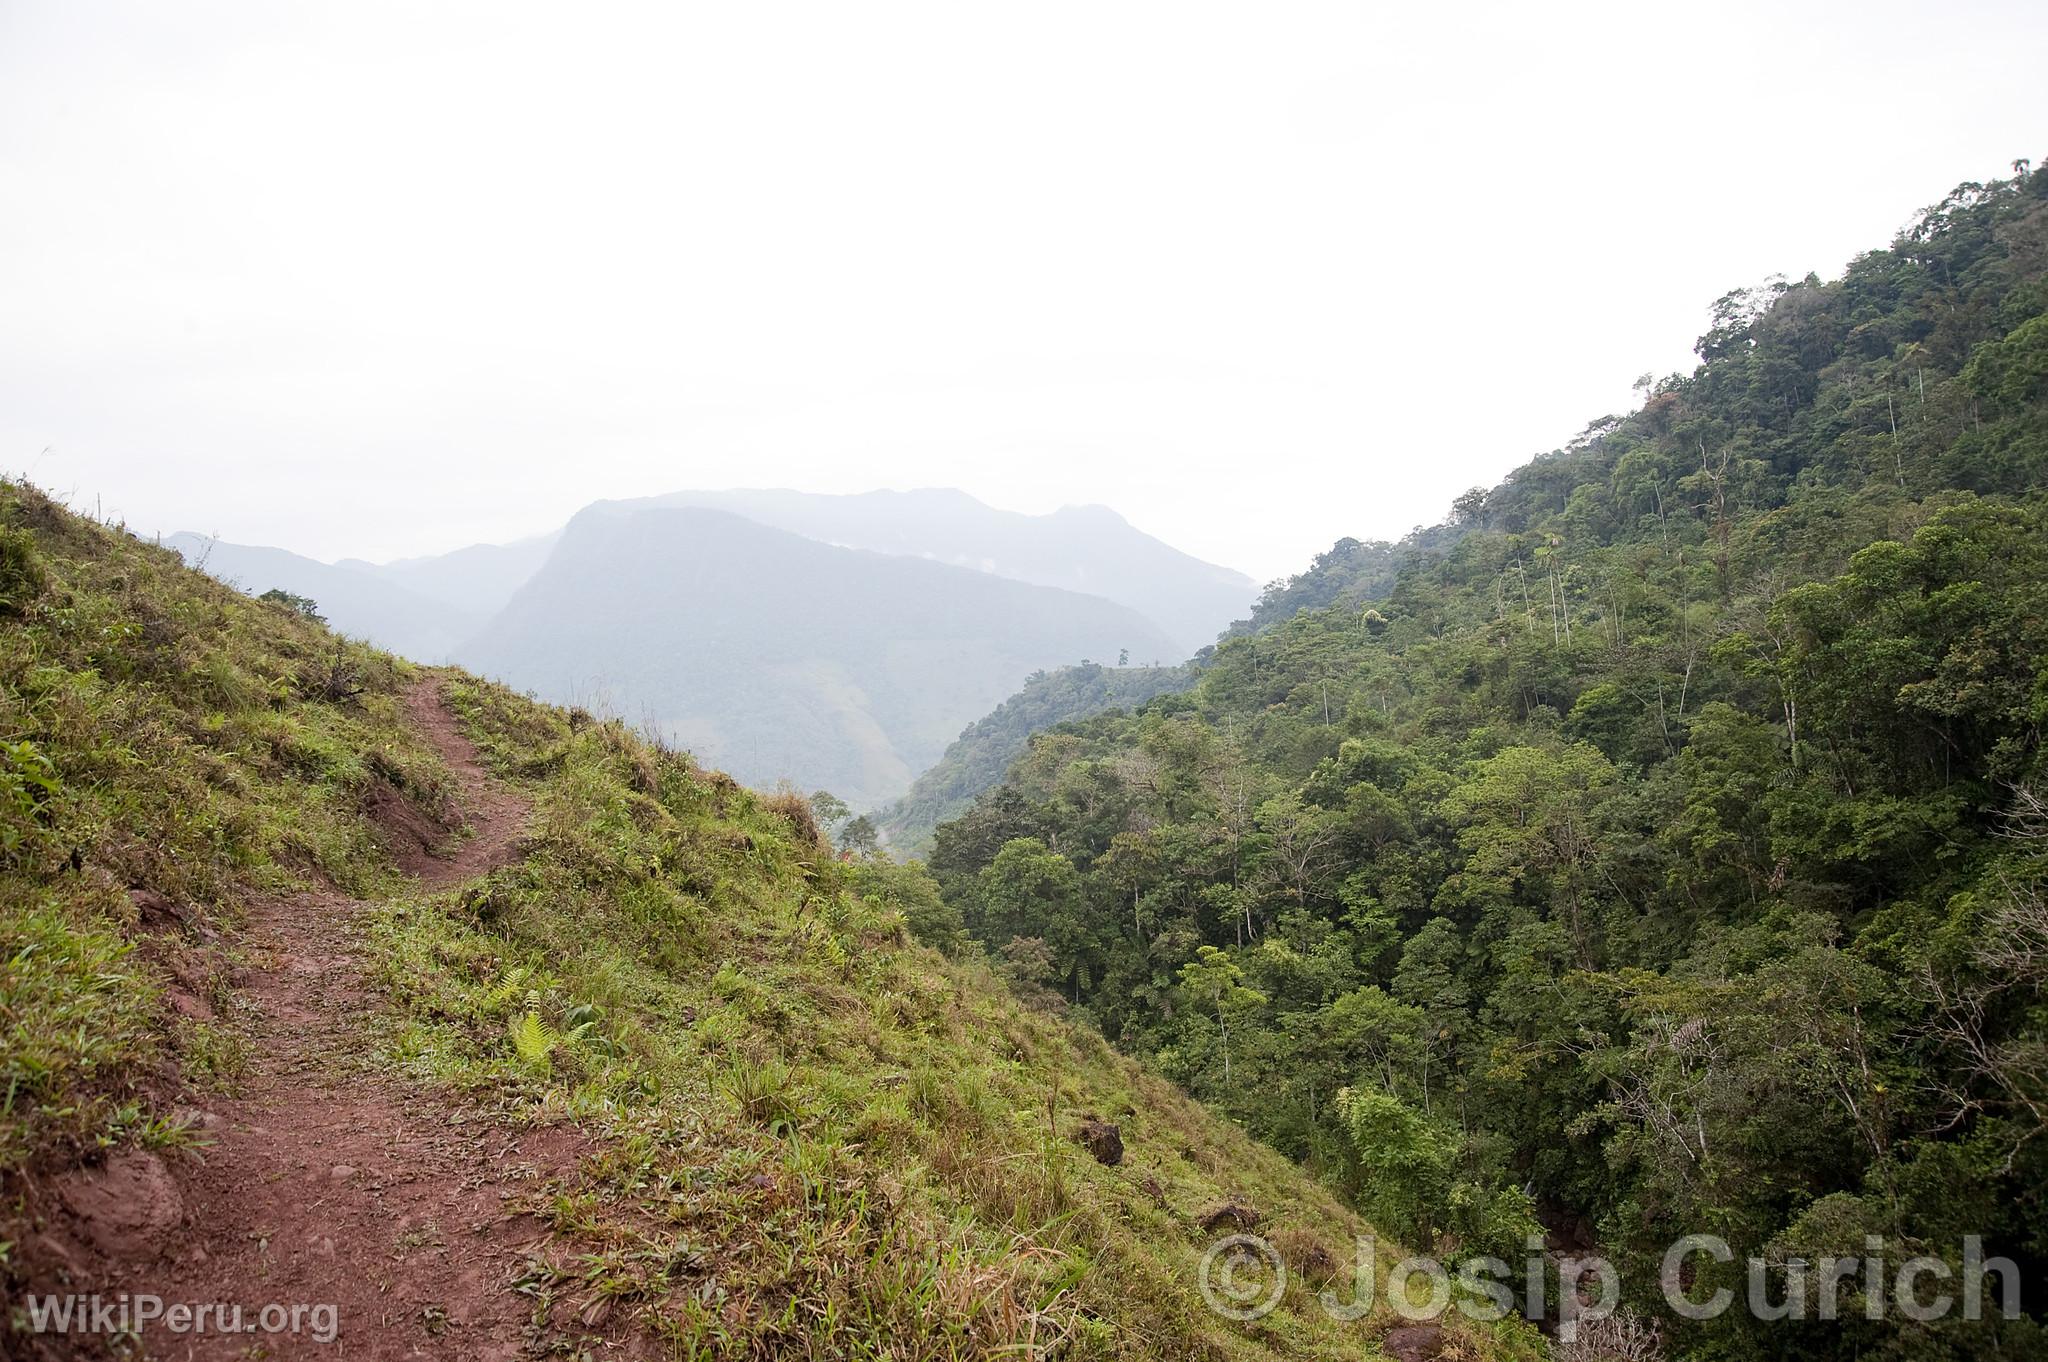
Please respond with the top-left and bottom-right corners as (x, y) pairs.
(1, 487), (456, 1169)
(167, 530), (482, 661)
(0, 480), (1529, 1360)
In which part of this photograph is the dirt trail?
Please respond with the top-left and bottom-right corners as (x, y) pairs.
(37, 680), (574, 1361)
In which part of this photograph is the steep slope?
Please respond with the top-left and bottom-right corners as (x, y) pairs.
(928, 164), (2048, 1359)
(455, 505), (1183, 808)
(166, 531), (479, 661)
(619, 487), (1255, 655)
(878, 661), (1198, 856)
(342, 530), (560, 618)
(53, 678), (561, 1360)
(0, 480), (1525, 1361)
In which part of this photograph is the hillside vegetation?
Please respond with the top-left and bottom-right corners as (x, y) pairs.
(0, 481), (1525, 1358)
(927, 164), (2048, 1359)
(878, 661), (1198, 856)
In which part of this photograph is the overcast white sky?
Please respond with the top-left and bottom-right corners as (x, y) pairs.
(1, 2), (2041, 583)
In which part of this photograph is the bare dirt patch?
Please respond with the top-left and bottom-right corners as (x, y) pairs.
(1382, 1323), (1447, 1361)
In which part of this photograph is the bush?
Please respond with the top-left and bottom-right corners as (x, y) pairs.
(257, 588), (324, 623)
(0, 527), (49, 615)
(1339, 1085), (1538, 1259)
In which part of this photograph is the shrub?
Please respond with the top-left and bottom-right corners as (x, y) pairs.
(0, 527), (48, 615)
(761, 788), (827, 850)
(257, 587), (324, 622)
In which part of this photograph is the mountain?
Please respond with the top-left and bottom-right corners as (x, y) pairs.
(455, 504), (1183, 808)
(925, 164), (2048, 1359)
(339, 532), (559, 618)
(164, 531), (480, 661)
(162, 492), (1244, 808)
(618, 487), (1255, 655)
(876, 660), (1198, 855)
(7, 478), (1507, 1360)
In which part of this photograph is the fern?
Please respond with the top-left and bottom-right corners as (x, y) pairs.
(561, 1002), (604, 1051)
(481, 965), (533, 1012)
(508, 1009), (558, 1072)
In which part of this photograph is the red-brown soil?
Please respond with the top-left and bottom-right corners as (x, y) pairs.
(22, 680), (577, 1360)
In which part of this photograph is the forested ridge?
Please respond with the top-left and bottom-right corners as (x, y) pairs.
(920, 163), (2048, 1358)
(877, 660), (1197, 855)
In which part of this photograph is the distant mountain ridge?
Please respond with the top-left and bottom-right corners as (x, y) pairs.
(167, 487), (1252, 807)
(453, 505), (1180, 806)
(615, 488), (1253, 656)
(165, 533), (481, 661)
(340, 533), (559, 619)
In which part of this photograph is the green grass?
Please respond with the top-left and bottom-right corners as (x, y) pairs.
(0, 479), (1540, 1360)
(363, 676), (1543, 1360)
(0, 479), (454, 1166)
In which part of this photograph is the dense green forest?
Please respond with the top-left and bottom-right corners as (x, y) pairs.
(919, 164), (2048, 1357)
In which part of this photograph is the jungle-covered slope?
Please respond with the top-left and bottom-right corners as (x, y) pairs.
(878, 661), (1198, 856)
(928, 164), (2048, 1360)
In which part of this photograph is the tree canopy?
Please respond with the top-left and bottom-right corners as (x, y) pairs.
(919, 163), (2048, 1359)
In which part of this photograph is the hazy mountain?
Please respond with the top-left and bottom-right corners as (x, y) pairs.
(165, 487), (1241, 804)
(454, 505), (1179, 807)
(339, 533), (559, 618)
(165, 532), (479, 661)
(615, 487), (1253, 655)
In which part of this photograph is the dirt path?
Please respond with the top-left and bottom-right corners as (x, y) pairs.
(394, 680), (529, 892)
(38, 680), (574, 1361)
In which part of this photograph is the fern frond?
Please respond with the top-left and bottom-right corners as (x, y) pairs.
(509, 1009), (558, 1071)
(482, 965), (534, 1011)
